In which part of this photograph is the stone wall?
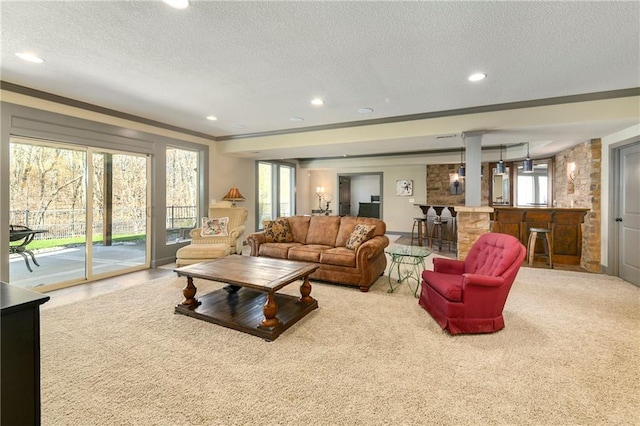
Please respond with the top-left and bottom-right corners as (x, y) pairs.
(426, 163), (490, 206)
(554, 139), (601, 272)
(455, 206), (493, 260)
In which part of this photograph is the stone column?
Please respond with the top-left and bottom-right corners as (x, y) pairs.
(455, 206), (494, 260)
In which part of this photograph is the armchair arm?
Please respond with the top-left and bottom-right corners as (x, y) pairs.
(246, 231), (266, 256)
(433, 257), (465, 275)
(190, 226), (245, 243)
(356, 235), (389, 260)
(462, 274), (505, 287)
(228, 225), (246, 240)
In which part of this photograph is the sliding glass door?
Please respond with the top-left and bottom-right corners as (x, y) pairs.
(9, 138), (150, 290)
(90, 151), (150, 277)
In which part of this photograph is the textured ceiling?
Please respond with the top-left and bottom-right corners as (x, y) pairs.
(1, 1), (639, 160)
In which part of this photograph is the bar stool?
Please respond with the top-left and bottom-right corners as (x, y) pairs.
(447, 207), (458, 253)
(429, 217), (449, 251)
(411, 217), (428, 246)
(527, 227), (553, 268)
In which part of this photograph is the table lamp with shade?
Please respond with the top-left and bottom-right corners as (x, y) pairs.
(222, 186), (245, 207)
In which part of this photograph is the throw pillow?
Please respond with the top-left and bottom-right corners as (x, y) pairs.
(264, 218), (294, 243)
(346, 224), (375, 250)
(200, 216), (229, 237)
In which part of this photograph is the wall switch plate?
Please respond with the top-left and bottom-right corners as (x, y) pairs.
(409, 198), (415, 203)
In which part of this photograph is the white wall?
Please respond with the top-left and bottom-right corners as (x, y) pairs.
(303, 163), (427, 233)
(350, 175), (380, 216)
(601, 124), (640, 269)
(208, 150), (255, 232)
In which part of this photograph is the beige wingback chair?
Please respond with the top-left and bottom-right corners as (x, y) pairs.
(175, 202), (248, 267)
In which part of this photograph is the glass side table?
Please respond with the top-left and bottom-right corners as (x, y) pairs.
(385, 244), (432, 297)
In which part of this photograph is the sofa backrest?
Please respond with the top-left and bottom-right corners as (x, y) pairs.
(284, 215), (311, 244)
(273, 215), (386, 248)
(464, 233), (525, 277)
(335, 216), (386, 247)
(305, 216), (342, 246)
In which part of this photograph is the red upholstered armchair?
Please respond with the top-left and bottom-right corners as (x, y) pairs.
(419, 232), (526, 335)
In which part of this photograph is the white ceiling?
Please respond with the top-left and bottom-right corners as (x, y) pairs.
(1, 1), (639, 160)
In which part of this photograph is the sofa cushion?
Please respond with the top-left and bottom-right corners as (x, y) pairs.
(288, 244), (332, 263)
(200, 217), (229, 237)
(259, 242), (300, 259)
(305, 216), (341, 246)
(320, 247), (356, 267)
(263, 218), (294, 243)
(285, 216), (311, 244)
(422, 270), (463, 302)
(176, 243), (232, 260)
(346, 224), (375, 250)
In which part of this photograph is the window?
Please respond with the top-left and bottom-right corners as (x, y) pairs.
(515, 159), (552, 207)
(166, 147), (199, 243)
(257, 161), (295, 229)
(9, 138), (150, 290)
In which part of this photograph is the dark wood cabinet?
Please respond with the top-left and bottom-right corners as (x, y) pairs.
(1, 282), (50, 425)
(492, 207), (588, 265)
(358, 202), (380, 218)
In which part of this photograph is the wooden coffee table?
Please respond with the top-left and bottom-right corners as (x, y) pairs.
(174, 255), (319, 341)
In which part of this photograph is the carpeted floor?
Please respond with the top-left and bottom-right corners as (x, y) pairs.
(39, 263), (639, 425)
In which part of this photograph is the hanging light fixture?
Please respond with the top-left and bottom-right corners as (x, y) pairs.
(496, 145), (506, 175)
(523, 142), (533, 173)
(458, 147), (466, 177)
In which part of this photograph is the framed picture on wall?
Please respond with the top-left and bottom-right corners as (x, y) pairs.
(396, 180), (413, 196)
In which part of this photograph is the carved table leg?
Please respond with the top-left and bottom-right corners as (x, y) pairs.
(299, 275), (315, 303)
(261, 293), (281, 328)
(181, 276), (200, 307)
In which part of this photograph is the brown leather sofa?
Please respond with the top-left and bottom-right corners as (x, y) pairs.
(246, 215), (389, 292)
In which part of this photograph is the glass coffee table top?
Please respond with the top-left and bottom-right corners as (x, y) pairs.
(385, 244), (433, 297)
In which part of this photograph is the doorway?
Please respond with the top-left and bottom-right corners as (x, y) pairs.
(613, 141), (640, 286)
(337, 172), (383, 218)
(9, 138), (150, 291)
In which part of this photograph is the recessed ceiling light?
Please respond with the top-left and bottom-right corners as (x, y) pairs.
(468, 73), (487, 82)
(162, 0), (189, 9)
(311, 98), (324, 106)
(15, 52), (44, 63)
(206, 115), (218, 121)
(289, 117), (304, 122)
(358, 108), (373, 114)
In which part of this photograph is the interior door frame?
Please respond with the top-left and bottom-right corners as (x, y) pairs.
(337, 172), (383, 218)
(608, 139), (640, 282)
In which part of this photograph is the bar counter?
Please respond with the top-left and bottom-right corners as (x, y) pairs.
(491, 207), (589, 266)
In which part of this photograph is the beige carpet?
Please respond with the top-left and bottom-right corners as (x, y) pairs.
(40, 264), (639, 425)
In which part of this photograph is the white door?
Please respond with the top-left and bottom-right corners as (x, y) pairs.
(617, 142), (640, 286)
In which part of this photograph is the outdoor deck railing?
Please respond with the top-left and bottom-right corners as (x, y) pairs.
(9, 206), (198, 240)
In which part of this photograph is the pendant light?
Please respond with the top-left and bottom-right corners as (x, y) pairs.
(458, 147), (466, 177)
(496, 145), (506, 175)
(523, 142), (533, 173)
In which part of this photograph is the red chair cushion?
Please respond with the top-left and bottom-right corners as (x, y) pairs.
(421, 270), (463, 302)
